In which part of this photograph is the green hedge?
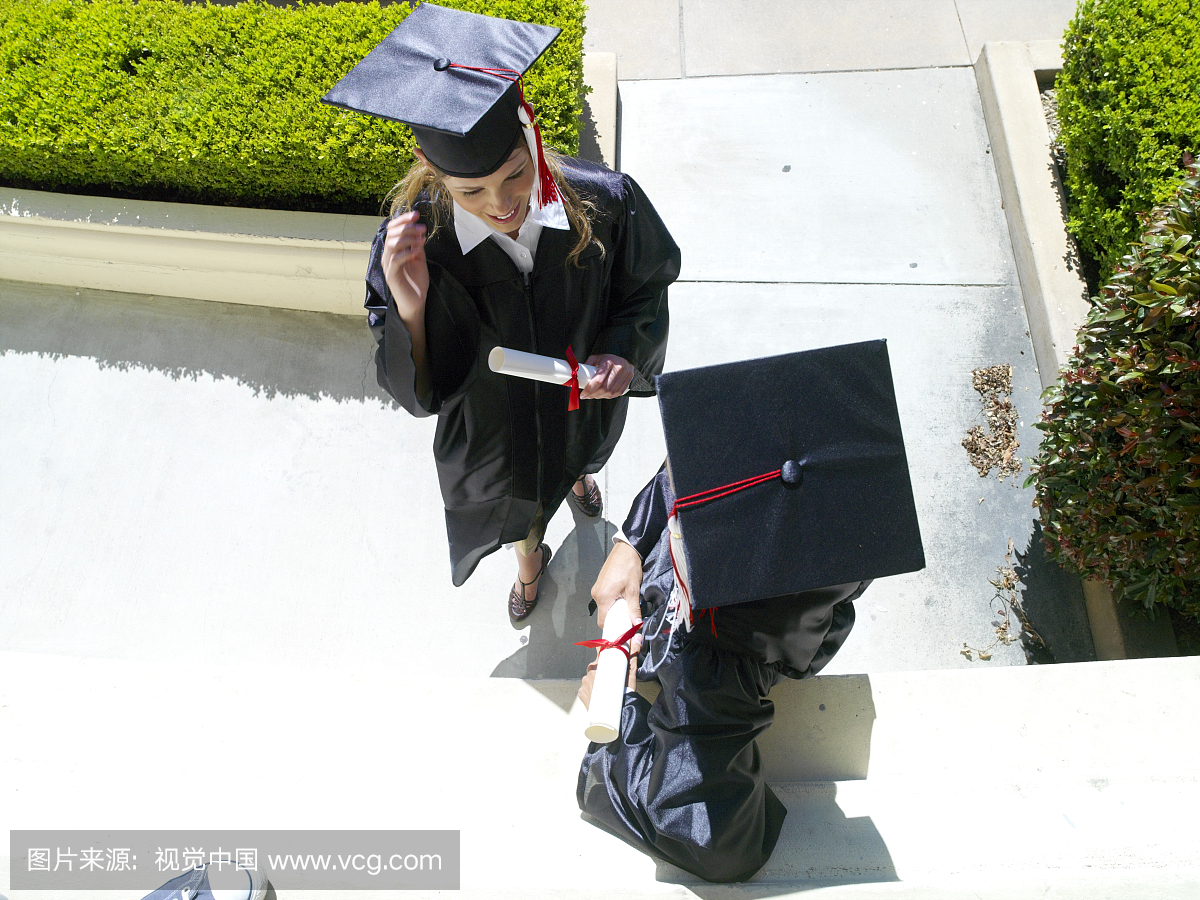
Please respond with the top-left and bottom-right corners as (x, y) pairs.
(0, 0), (585, 214)
(1028, 167), (1199, 619)
(1056, 0), (1200, 282)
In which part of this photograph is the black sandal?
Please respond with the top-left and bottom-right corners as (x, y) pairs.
(568, 474), (603, 518)
(509, 543), (551, 622)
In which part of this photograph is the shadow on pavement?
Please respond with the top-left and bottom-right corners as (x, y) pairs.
(491, 510), (614, 696)
(1016, 518), (1097, 663)
(656, 782), (897, 892)
(577, 92), (605, 169)
(0, 279), (388, 405)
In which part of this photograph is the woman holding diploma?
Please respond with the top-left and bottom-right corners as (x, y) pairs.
(322, 5), (679, 618)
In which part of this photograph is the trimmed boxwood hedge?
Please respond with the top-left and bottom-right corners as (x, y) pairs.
(1028, 167), (1199, 620)
(0, 0), (585, 214)
(1056, 0), (1200, 283)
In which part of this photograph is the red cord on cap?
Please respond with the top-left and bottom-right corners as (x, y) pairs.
(671, 468), (783, 517)
(667, 466), (785, 637)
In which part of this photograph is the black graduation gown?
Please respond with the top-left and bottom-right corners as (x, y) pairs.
(366, 158), (680, 586)
(577, 466), (867, 883)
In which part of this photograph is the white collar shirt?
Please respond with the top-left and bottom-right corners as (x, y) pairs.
(452, 199), (566, 275)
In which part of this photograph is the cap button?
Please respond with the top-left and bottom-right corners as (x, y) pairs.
(434, 57), (451, 71)
(780, 460), (803, 486)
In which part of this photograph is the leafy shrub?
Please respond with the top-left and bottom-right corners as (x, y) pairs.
(0, 0), (585, 214)
(1029, 167), (1200, 619)
(1056, 0), (1199, 282)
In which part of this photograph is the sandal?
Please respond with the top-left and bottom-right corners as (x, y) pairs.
(568, 474), (603, 518)
(509, 543), (552, 622)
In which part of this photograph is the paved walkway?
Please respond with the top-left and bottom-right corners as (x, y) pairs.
(584, 0), (1078, 80)
(591, 0), (1092, 672)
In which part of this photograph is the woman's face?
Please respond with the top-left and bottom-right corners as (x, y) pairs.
(421, 145), (535, 236)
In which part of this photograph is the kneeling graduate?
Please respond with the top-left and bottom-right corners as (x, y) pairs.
(576, 341), (926, 883)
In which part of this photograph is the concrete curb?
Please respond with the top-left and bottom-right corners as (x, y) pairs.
(974, 40), (1177, 660)
(0, 52), (620, 315)
(974, 40), (1088, 390)
(0, 189), (381, 316)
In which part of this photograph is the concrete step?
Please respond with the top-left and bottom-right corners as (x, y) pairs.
(2, 652), (1196, 898)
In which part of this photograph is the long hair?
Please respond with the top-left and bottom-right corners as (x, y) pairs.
(385, 146), (601, 266)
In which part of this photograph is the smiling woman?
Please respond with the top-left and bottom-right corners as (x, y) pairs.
(322, 4), (680, 618)
(437, 146), (535, 234)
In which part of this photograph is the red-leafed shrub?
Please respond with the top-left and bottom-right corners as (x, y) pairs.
(1029, 167), (1200, 618)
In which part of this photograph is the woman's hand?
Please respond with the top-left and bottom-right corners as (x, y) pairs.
(591, 541), (644, 657)
(582, 354), (636, 400)
(380, 211), (430, 320)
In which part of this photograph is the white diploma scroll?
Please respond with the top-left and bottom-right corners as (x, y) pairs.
(584, 601), (635, 744)
(488, 346), (596, 388)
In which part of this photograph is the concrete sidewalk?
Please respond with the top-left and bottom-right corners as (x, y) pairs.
(593, 0), (1094, 671)
(584, 0), (1078, 80)
(0, 264), (1092, 675)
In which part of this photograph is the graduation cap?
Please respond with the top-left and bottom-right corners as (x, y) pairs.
(657, 340), (925, 612)
(321, 3), (565, 214)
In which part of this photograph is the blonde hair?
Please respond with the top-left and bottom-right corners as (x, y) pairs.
(386, 145), (601, 266)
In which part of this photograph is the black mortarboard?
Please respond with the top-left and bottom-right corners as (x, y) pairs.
(657, 340), (925, 611)
(320, 3), (562, 179)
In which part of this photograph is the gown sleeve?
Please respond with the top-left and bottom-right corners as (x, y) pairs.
(366, 219), (481, 417)
(589, 175), (681, 396)
(801, 582), (866, 677)
(621, 463), (674, 561)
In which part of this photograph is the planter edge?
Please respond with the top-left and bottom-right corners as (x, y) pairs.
(975, 39), (1178, 659)
(2, 188), (382, 316)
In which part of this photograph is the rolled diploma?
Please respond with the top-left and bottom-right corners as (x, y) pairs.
(583, 601), (635, 744)
(489, 346), (596, 388)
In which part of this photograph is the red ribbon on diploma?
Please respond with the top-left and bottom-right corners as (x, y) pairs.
(564, 345), (582, 411)
(575, 621), (643, 661)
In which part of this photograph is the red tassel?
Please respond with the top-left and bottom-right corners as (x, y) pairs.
(532, 114), (559, 204)
(672, 469), (783, 515)
(518, 90), (561, 207)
